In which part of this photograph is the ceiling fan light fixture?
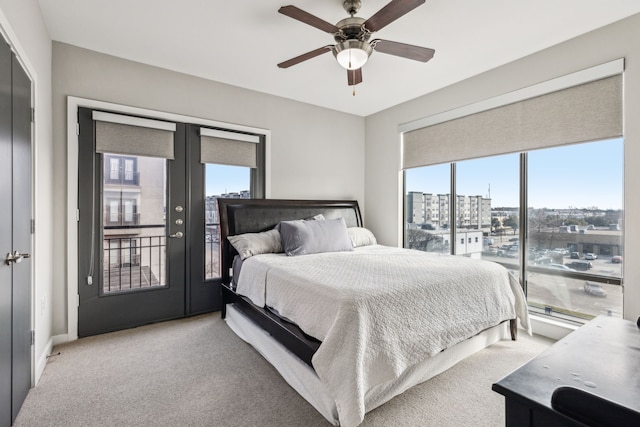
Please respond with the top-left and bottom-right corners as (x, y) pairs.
(334, 40), (372, 70)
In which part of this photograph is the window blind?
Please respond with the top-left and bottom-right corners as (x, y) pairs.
(93, 111), (176, 159)
(402, 74), (622, 169)
(200, 128), (258, 168)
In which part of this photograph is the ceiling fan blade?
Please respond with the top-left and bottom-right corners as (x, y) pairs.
(363, 0), (425, 32)
(278, 5), (339, 33)
(347, 68), (363, 86)
(277, 46), (333, 68)
(373, 39), (435, 62)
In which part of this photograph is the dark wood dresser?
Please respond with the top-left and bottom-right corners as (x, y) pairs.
(492, 315), (640, 426)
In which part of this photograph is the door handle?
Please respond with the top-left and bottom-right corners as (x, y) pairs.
(5, 251), (30, 265)
(168, 231), (184, 239)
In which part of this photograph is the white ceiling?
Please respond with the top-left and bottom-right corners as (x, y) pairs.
(37, 0), (640, 117)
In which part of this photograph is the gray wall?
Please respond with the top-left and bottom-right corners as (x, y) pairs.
(52, 42), (365, 336)
(364, 13), (640, 321)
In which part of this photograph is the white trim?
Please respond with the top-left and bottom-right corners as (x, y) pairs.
(92, 110), (176, 132)
(34, 337), (53, 385)
(399, 58), (625, 133)
(67, 96), (271, 341)
(200, 127), (260, 143)
(529, 314), (579, 341)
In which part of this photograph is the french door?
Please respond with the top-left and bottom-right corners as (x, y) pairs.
(77, 108), (187, 336)
(77, 109), (265, 336)
(0, 40), (32, 427)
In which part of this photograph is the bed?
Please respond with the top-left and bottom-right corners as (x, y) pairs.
(218, 198), (530, 427)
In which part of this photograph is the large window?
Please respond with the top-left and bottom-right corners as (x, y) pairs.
(404, 139), (624, 321)
(526, 139), (623, 319)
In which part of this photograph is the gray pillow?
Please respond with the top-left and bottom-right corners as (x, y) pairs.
(279, 217), (353, 256)
(347, 227), (377, 247)
(227, 229), (283, 260)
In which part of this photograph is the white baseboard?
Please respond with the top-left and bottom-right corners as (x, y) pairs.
(35, 338), (53, 385)
(35, 334), (71, 385)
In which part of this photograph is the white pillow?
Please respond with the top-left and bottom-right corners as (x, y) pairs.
(347, 227), (377, 247)
(227, 229), (282, 260)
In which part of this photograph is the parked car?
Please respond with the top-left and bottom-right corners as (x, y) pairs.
(548, 263), (575, 271)
(565, 261), (593, 271)
(584, 253), (598, 260)
(612, 255), (623, 264)
(570, 252), (581, 259)
(535, 257), (552, 265)
(584, 282), (607, 297)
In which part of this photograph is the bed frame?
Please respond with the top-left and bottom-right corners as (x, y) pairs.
(217, 198), (517, 368)
(218, 198), (363, 366)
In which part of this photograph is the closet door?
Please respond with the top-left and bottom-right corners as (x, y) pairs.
(0, 39), (32, 427)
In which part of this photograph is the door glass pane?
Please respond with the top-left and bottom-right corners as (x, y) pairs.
(456, 154), (520, 277)
(124, 159), (134, 180)
(110, 158), (119, 180)
(526, 139), (623, 319)
(205, 163), (251, 279)
(404, 163), (451, 253)
(102, 154), (167, 294)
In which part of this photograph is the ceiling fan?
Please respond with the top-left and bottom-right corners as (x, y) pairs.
(277, 0), (435, 88)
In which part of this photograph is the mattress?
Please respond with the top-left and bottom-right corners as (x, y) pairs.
(234, 244), (530, 426)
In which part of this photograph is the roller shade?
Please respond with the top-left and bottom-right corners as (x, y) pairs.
(403, 74), (622, 169)
(93, 111), (176, 159)
(200, 128), (258, 168)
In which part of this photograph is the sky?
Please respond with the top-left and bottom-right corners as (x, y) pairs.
(405, 138), (624, 210)
(206, 138), (624, 210)
(205, 163), (250, 196)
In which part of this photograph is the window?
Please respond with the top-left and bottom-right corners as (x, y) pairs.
(404, 139), (623, 321)
(526, 139), (623, 320)
(404, 163), (450, 253)
(204, 164), (252, 279)
(401, 65), (623, 323)
(104, 155), (139, 185)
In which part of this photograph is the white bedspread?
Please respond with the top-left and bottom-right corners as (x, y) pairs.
(236, 245), (530, 427)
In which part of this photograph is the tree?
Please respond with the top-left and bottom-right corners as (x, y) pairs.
(528, 208), (546, 232)
(491, 217), (501, 230)
(405, 229), (445, 252)
(503, 216), (519, 230)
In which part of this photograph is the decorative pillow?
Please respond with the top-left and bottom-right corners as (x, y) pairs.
(347, 227), (377, 247)
(227, 229), (282, 260)
(279, 217), (353, 256)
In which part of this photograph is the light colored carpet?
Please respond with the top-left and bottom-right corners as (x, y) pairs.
(14, 313), (552, 427)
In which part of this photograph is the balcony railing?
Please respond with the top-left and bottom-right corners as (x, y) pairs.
(104, 171), (141, 186)
(103, 232), (166, 294)
(205, 223), (221, 280)
(104, 212), (141, 228)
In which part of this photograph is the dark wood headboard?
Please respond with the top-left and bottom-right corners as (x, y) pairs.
(217, 198), (362, 284)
